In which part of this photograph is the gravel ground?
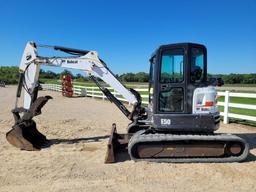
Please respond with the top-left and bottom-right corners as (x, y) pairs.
(0, 86), (256, 192)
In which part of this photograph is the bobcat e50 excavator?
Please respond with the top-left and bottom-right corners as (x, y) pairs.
(6, 41), (249, 163)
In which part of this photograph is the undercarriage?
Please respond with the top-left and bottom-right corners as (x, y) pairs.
(105, 124), (249, 163)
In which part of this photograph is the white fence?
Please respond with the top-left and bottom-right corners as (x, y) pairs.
(217, 91), (256, 124)
(42, 84), (256, 124)
(42, 84), (149, 105)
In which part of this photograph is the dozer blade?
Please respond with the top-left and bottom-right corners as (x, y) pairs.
(105, 123), (130, 163)
(6, 96), (52, 151)
(6, 120), (49, 151)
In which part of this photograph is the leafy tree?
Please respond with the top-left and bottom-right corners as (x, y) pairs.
(135, 72), (149, 82)
(0, 66), (19, 84)
(60, 69), (74, 79)
(0, 66), (256, 85)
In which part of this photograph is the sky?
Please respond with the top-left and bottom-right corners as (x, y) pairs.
(0, 0), (255, 75)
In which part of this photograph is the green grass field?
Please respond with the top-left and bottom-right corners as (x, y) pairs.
(223, 84), (256, 87)
(218, 96), (256, 105)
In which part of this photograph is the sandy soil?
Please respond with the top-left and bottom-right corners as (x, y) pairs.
(0, 86), (256, 192)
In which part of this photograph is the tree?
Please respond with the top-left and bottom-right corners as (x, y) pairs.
(60, 69), (74, 79)
(0, 66), (256, 85)
(0, 66), (19, 84)
(135, 72), (149, 82)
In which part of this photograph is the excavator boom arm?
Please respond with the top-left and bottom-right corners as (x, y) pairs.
(17, 42), (139, 119)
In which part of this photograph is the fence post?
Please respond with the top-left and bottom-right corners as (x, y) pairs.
(223, 91), (230, 124)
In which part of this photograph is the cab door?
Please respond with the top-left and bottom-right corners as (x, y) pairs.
(157, 48), (186, 114)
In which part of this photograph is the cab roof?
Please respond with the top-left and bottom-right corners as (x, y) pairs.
(150, 42), (206, 60)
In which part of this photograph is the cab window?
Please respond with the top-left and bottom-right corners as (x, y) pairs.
(160, 49), (184, 83)
(191, 47), (205, 82)
(149, 56), (155, 104)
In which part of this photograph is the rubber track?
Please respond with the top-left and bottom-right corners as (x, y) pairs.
(128, 131), (249, 163)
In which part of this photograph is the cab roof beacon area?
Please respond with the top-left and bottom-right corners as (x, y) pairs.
(6, 41), (249, 163)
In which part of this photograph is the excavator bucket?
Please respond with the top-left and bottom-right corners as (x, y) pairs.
(6, 120), (48, 150)
(105, 123), (130, 163)
(6, 96), (52, 151)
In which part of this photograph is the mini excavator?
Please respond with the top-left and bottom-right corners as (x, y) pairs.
(6, 42), (249, 163)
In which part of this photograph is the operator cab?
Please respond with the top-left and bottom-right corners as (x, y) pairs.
(149, 43), (219, 132)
